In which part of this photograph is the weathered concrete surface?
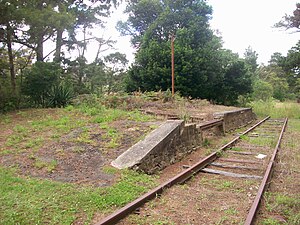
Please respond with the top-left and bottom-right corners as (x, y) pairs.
(111, 120), (185, 171)
(214, 108), (256, 132)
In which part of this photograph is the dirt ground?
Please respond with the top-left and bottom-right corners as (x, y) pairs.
(0, 108), (161, 186)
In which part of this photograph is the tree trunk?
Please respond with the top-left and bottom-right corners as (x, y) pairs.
(36, 34), (44, 61)
(7, 24), (16, 94)
(54, 28), (63, 62)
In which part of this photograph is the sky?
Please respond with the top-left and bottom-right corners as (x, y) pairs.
(87, 0), (300, 65)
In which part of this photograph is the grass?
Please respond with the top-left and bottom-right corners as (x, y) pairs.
(33, 159), (58, 172)
(250, 100), (300, 119)
(262, 218), (281, 225)
(0, 114), (12, 124)
(259, 115), (300, 224)
(264, 192), (300, 225)
(0, 102), (159, 224)
(0, 167), (157, 224)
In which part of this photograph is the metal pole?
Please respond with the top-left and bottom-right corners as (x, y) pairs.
(171, 34), (175, 97)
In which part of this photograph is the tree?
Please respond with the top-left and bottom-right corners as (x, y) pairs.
(256, 65), (289, 101)
(275, 3), (300, 32)
(122, 0), (252, 104)
(215, 51), (252, 105)
(244, 46), (258, 74)
(0, 0), (25, 93)
(104, 52), (128, 93)
(252, 80), (273, 101)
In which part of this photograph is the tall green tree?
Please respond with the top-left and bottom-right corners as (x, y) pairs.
(244, 46), (258, 74)
(122, 0), (252, 104)
(0, 0), (25, 93)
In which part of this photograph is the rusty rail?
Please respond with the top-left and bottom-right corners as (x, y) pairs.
(244, 118), (288, 225)
(95, 116), (270, 225)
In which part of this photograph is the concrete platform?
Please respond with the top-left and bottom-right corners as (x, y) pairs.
(111, 120), (184, 170)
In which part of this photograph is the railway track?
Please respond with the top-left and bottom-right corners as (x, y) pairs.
(95, 117), (288, 225)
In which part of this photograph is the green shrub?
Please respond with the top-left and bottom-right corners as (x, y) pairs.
(47, 83), (73, 108)
(21, 62), (61, 107)
(252, 80), (273, 101)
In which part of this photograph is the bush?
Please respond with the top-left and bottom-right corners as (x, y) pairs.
(0, 77), (19, 113)
(252, 80), (273, 101)
(21, 62), (61, 107)
(47, 83), (73, 108)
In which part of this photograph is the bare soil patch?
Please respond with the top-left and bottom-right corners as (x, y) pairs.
(0, 108), (161, 186)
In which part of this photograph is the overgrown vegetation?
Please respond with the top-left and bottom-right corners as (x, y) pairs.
(261, 119), (300, 225)
(250, 100), (300, 119)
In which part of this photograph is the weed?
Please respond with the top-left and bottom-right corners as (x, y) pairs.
(0, 149), (13, 155)
(75, 132), (94, 144)
(104, 128), (121, 149)
(230, 147), (242, 152)
(217, 181), (235, 189)
(24, 137), (44, 149)
(262, 218), (281, 225)
(128, 110), (153, 122)
(240, 135), (250, 141)
(215, 216), (229, 225)
(72, 146), (86, 154)
(248, 136), (275, 147)
(203, 138), (211, 147)
(205, 148), (213, 156)
(275, 194), (300, 208)
(152, 219), (174, 225)
(216, 150), (223, 157)
(5, 134), (24, 146)
(224, 207), (238, 215)
(198, 193), (207, 200)
(13, 125), (28, 133)
(251, 100), (300, 119)
(51, 133), (60, 139)
(64, 105), (74, 111)
(102, 166), (118, 175)
(33, 159), (58, 172)
(0, 115), (12, 124)
(290, 212), (300, 225)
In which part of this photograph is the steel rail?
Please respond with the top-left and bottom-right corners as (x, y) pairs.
(95, 116), (270, 225)
(244, 118), (288, 225)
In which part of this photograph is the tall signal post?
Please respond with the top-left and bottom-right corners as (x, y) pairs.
(171, 34), (175, 97)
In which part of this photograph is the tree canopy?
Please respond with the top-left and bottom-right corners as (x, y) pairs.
(121, 0), (252, 105)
